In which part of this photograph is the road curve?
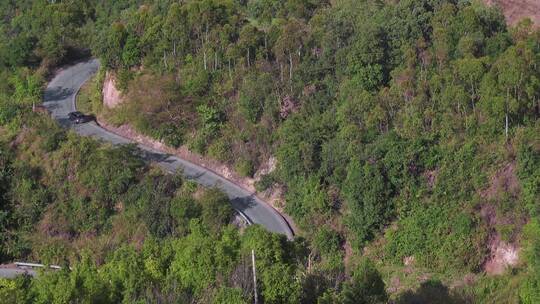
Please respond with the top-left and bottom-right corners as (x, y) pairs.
(43, 59), (294, 240)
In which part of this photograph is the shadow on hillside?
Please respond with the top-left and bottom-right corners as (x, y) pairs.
(394, 280), (472, 304)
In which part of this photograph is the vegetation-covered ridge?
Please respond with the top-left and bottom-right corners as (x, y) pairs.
(0, 0), (540, 303)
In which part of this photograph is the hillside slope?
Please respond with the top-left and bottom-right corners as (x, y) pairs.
(1, 0), (540, 303)
(485, 0), (540, 25)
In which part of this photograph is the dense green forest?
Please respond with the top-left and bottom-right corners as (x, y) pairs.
(1, 0), (540, 303)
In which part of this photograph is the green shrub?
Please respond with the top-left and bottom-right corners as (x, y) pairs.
(116, 69), (133, 92)
(235, 158), (254, 177)
(40, 130), (65, 152)
(313, 227), (341, 257)
(384, 203), (486, 273)
(198, 188), (233, 234)
(0, 101), (19, 125)
(255, 173), (276, 192)
(159, 123), (184, 148)
(313, 227), (344, 270)
(188, 133), (208, 154)
(340, 259), (387, 304)
(343, 160), (393, 247)
(519, 219), (540, 304)
(181, 60), (209, 97)
(516, 128), (540, 216)
(214, 287), (247, 304)
(207, 138), (231, 162)
(238, 72), (273, 123)
(197, 104), (223, 137)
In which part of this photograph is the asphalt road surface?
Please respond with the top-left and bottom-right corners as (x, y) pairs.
(43, 59), (294, 240)
(0, 267), (36, 279)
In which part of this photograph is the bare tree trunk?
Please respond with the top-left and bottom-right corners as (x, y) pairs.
(505, 112), (509, 139)
(252, 250), (258, 304)
(228, 58), (232, 79)
(470, 76), (476, 112)
(288, 52), (293, 81)
(280, 61), (284, 82)
(203, 50), (207, 71)
(505, 88), (509, 139)
(307, 253), (312, 274)
(247, 48), (250, 67)
(264, 34), (268, 61)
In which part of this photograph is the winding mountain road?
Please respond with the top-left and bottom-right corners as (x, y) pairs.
(43, 59), (294, 240)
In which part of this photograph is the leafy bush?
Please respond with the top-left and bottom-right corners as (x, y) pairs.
(238, 72), (274, 123)
(520, 220), (540, 304)
(384, 203), (486, 273)
(254, 173), (277, 192)
(159, 122), (184, 148)
(313, 227), (341, 257)
(207, 137), (232, 162)
(343, 160), (393, 247)
(235, 158), (255, 178)
(340, 259), (387, 304)
(188, 132), (209, 154)
(116, 68), (133, 92)
(198, 188), (233, 234)
(0, 101), (19, 125)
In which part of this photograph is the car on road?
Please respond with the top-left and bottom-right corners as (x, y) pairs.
(68, 111), (93, 124)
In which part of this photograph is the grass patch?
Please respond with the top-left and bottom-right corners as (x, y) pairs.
(76, 69), (104, 116)
(76, 76), (95, 114)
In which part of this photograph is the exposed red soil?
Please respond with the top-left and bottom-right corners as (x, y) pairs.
(484, 236), (519, 275)
(485, 0), (540, 26)
(479, 162), (522, 275)
(480, 201), (520, 275)
(102, 72), (124, 108)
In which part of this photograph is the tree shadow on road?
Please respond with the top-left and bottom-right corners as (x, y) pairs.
(43, 86), (74, 102)
(135, 148), (173, 163)
(230, 195), (257, 211)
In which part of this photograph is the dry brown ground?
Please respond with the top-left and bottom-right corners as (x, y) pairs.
(485, 0), (540, 26)
(479, 162), (524, 275)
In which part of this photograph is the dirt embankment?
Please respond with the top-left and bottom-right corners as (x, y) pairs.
(485, 0), (540, 26)
(102, 72), (124, 108)
(479, 162), (523, 275)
